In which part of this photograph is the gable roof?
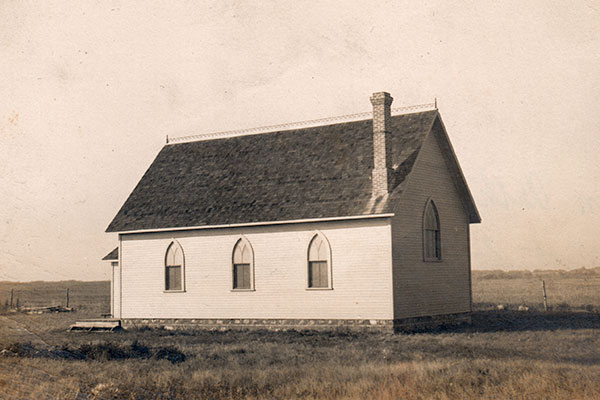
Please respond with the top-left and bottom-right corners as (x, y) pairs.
(429, 117), (481, 224)
(106, 110), (474, 233)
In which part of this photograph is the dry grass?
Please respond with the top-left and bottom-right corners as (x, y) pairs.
(0, 272), (599, 399)
(2, 356), (599, 399)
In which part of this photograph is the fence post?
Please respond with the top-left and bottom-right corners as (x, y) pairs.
(66, 288), (70, 308)
(541, 280), (548, 311)
(10, 289), (13, 307)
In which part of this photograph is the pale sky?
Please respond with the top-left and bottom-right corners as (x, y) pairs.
(1, 1), (599, 281)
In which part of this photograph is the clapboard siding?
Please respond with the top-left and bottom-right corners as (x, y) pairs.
(119, 218), (393, 320)
(391, 121), (471, 319)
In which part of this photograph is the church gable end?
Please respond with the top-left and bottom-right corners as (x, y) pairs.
(390, 115), (478, 320)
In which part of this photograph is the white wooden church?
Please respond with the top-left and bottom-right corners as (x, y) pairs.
(104, 91), (480, 330)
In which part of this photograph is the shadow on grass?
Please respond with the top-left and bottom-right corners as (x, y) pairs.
(1, 341), (185, 363)
(118, 311), (600, 340)
(451, 310), (600, 333)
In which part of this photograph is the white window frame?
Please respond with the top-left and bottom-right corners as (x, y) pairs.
(164, 240), (186, 293)
(306, 231), (333, 290)
(231, 236), (255, 291)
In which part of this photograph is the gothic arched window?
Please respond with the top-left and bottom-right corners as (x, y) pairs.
(165, 241), (184, 291)
(232, 238), (254, 290)
(307, 233), (332, 289)
(423, 200), (441, 261)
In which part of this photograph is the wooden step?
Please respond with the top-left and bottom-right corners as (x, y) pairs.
(69, 319), (122, 332)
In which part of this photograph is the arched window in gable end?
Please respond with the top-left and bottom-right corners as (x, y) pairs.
(232, 237), (254, 290)
(165, 241), (185, 291)
(307, 233), (332, 289)
(423, 199), (441, 261)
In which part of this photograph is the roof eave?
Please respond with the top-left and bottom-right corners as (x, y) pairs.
(108, 213), (395, 235)
(432, 113), (482, 224)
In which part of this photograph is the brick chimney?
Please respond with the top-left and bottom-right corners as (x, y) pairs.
(370, 91), (393, 197)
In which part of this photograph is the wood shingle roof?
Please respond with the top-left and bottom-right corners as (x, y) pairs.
(106, 110), (439, 233)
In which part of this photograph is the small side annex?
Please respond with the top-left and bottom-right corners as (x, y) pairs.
(104, 91), (480, 331)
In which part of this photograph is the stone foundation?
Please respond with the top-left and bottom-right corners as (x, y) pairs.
(121, 313), (471, 333)
(122, 318), (394, 332)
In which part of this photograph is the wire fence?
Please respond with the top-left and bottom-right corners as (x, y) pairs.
(0, 282), (110, 313)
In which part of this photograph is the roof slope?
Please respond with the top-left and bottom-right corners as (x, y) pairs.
(102, 247), (118, 261)
(106, 111), (438, 232)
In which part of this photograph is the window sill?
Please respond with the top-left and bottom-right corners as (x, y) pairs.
(230, 289), (255, 292)
(306, 287), (333, 291)
(423, 258), (443, 263)
(163, 290), (186, 293)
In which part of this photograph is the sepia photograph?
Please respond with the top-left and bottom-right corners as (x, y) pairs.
(1, 1), (599, 399)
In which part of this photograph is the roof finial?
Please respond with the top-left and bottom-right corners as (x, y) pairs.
(434, 97), (438, 109)
(166, 135), (169, 144)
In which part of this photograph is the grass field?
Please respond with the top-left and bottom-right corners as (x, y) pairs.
(472, 268), (600, 311)
(0, 269), (599, 399)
